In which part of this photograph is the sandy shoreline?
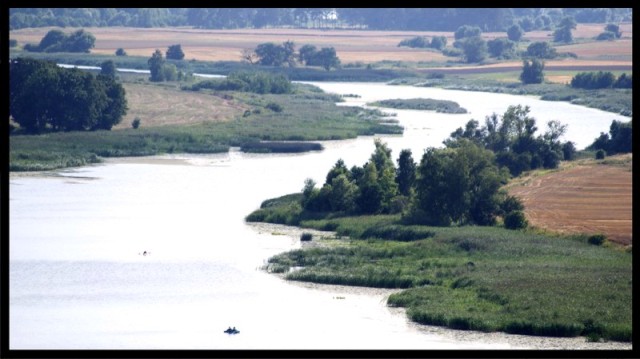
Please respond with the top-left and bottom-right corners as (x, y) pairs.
(248, 222), (632, 350)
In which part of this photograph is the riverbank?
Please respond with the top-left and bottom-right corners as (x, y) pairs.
(9, 81), (400, 171)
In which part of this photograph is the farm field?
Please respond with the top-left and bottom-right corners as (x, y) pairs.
(506, 154), (632, 246)
(115, 82), (247, 129)
(9, 23), (632, 66)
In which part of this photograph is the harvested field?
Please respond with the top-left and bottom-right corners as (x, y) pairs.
(115, 82), (247, 129)
(10, 24), (631, 66)
(506, 155), (632, 246)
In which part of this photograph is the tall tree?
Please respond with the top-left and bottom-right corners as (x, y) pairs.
(520, 59), (544, 84)
(148, 49), (165, 82)
(396, 149), (416, 196)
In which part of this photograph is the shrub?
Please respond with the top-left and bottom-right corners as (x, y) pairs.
(266, 102), (283, 112)
(115, 48), (127, 56)
(131, 118), (141, 129)
(595, 31), (616, 41)
(588, 234), (606, 246)
(300, 232), (313, 242)
(595, 149), (606, 159)
(504, 211), (528, 230)
(10, 39), (18, 47)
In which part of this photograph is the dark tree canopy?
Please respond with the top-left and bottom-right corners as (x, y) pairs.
(10, 58), (127, 133)
(24, 28), (95, 53)
(520, 59), (545, 84)
(166, 44), (185, 60)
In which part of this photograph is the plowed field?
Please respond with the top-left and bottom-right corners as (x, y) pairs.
(507, 155), (632, 246)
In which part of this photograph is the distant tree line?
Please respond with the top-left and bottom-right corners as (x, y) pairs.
(570, 72), (632, 89)
(9, 8), (631, 31)
(10, 58), (127, 133)
(23, 28), (95, 53)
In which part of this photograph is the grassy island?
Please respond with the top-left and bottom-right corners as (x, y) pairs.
(368, 98), (468, 114)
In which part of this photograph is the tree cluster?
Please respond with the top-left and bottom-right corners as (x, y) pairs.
(588, 120), (632, 155)
(301, 138), (525, 228)
(525, 42), (558, 59)
(147, 49), (188, 82)
(445, 105), (572, 177)
(398, 36), (447, 50)
(247, 41), (341, 71)
(23, 29), (95, 53)
(487, 38), (517, 59)
(10, 58), (127, 133)
(570, 72), (632, 89)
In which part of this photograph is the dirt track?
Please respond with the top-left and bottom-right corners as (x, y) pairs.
(507, 156), (632, 246)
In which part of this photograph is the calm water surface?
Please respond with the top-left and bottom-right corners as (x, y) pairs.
(9, 82), (630, 350)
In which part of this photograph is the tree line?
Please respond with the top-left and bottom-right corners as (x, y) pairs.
(10, 8), (631, 31)
(10, 58), (127, 133)
(22, 28), (95, 53)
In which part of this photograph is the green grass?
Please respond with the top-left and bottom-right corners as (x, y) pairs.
(368, 98), (468, 114)
(10, 83), (402, 172)
(390, 75), (632, 117)
(249, 193), (632, 341)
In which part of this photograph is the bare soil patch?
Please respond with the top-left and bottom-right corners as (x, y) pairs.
(506, 154), (632, 246)
(116, 82), (247, 129)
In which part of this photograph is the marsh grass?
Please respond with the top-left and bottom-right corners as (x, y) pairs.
(368, 98), (468, 114)
(251, 193), (632, 341)
(10, 83), (401, 171)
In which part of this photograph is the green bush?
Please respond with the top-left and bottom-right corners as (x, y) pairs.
(503, 211), (528, 230)
(131, 117), (141, 129)
(595, 149), (606, 159)
(300, 232), (313, 242)
(266, 102), (283, 112)
(588, 234), (606, 246)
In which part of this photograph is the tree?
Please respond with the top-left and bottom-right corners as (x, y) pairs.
(396, 149), (416, 196)
(34, 29), (66, 52)
(255, 41), (296, 67)
(148, 49), (165, 82)
(298, 44), (317, 65)
(63, 29), (95, 52)
(604, 23), (622, 38)
(100, 60), (117, 78)
(328, 174), (358, 212)
(553, 16), (576, 43)
(314, 47), (341, 70)
(240, 48), (257, 64)
(454, 25), (482, 40)
(430, 36), (447, 50)
(460, 35), (487, 63)
(526, 41), (557, 59)
(166, 44), (185, 60)
(115, 48), (127, 56)
(507, 24), (524, 42)
(520, 59), (544, 84)
(487, 38), (516, 59)
(356, 162), (383, 214)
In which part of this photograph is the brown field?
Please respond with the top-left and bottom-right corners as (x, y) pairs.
(506, 154), (632, 246)
(115, 82), (247, 129)
(10, 23), (632, 66)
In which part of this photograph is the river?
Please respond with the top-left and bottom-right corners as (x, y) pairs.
(9, 81), (631, 350)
